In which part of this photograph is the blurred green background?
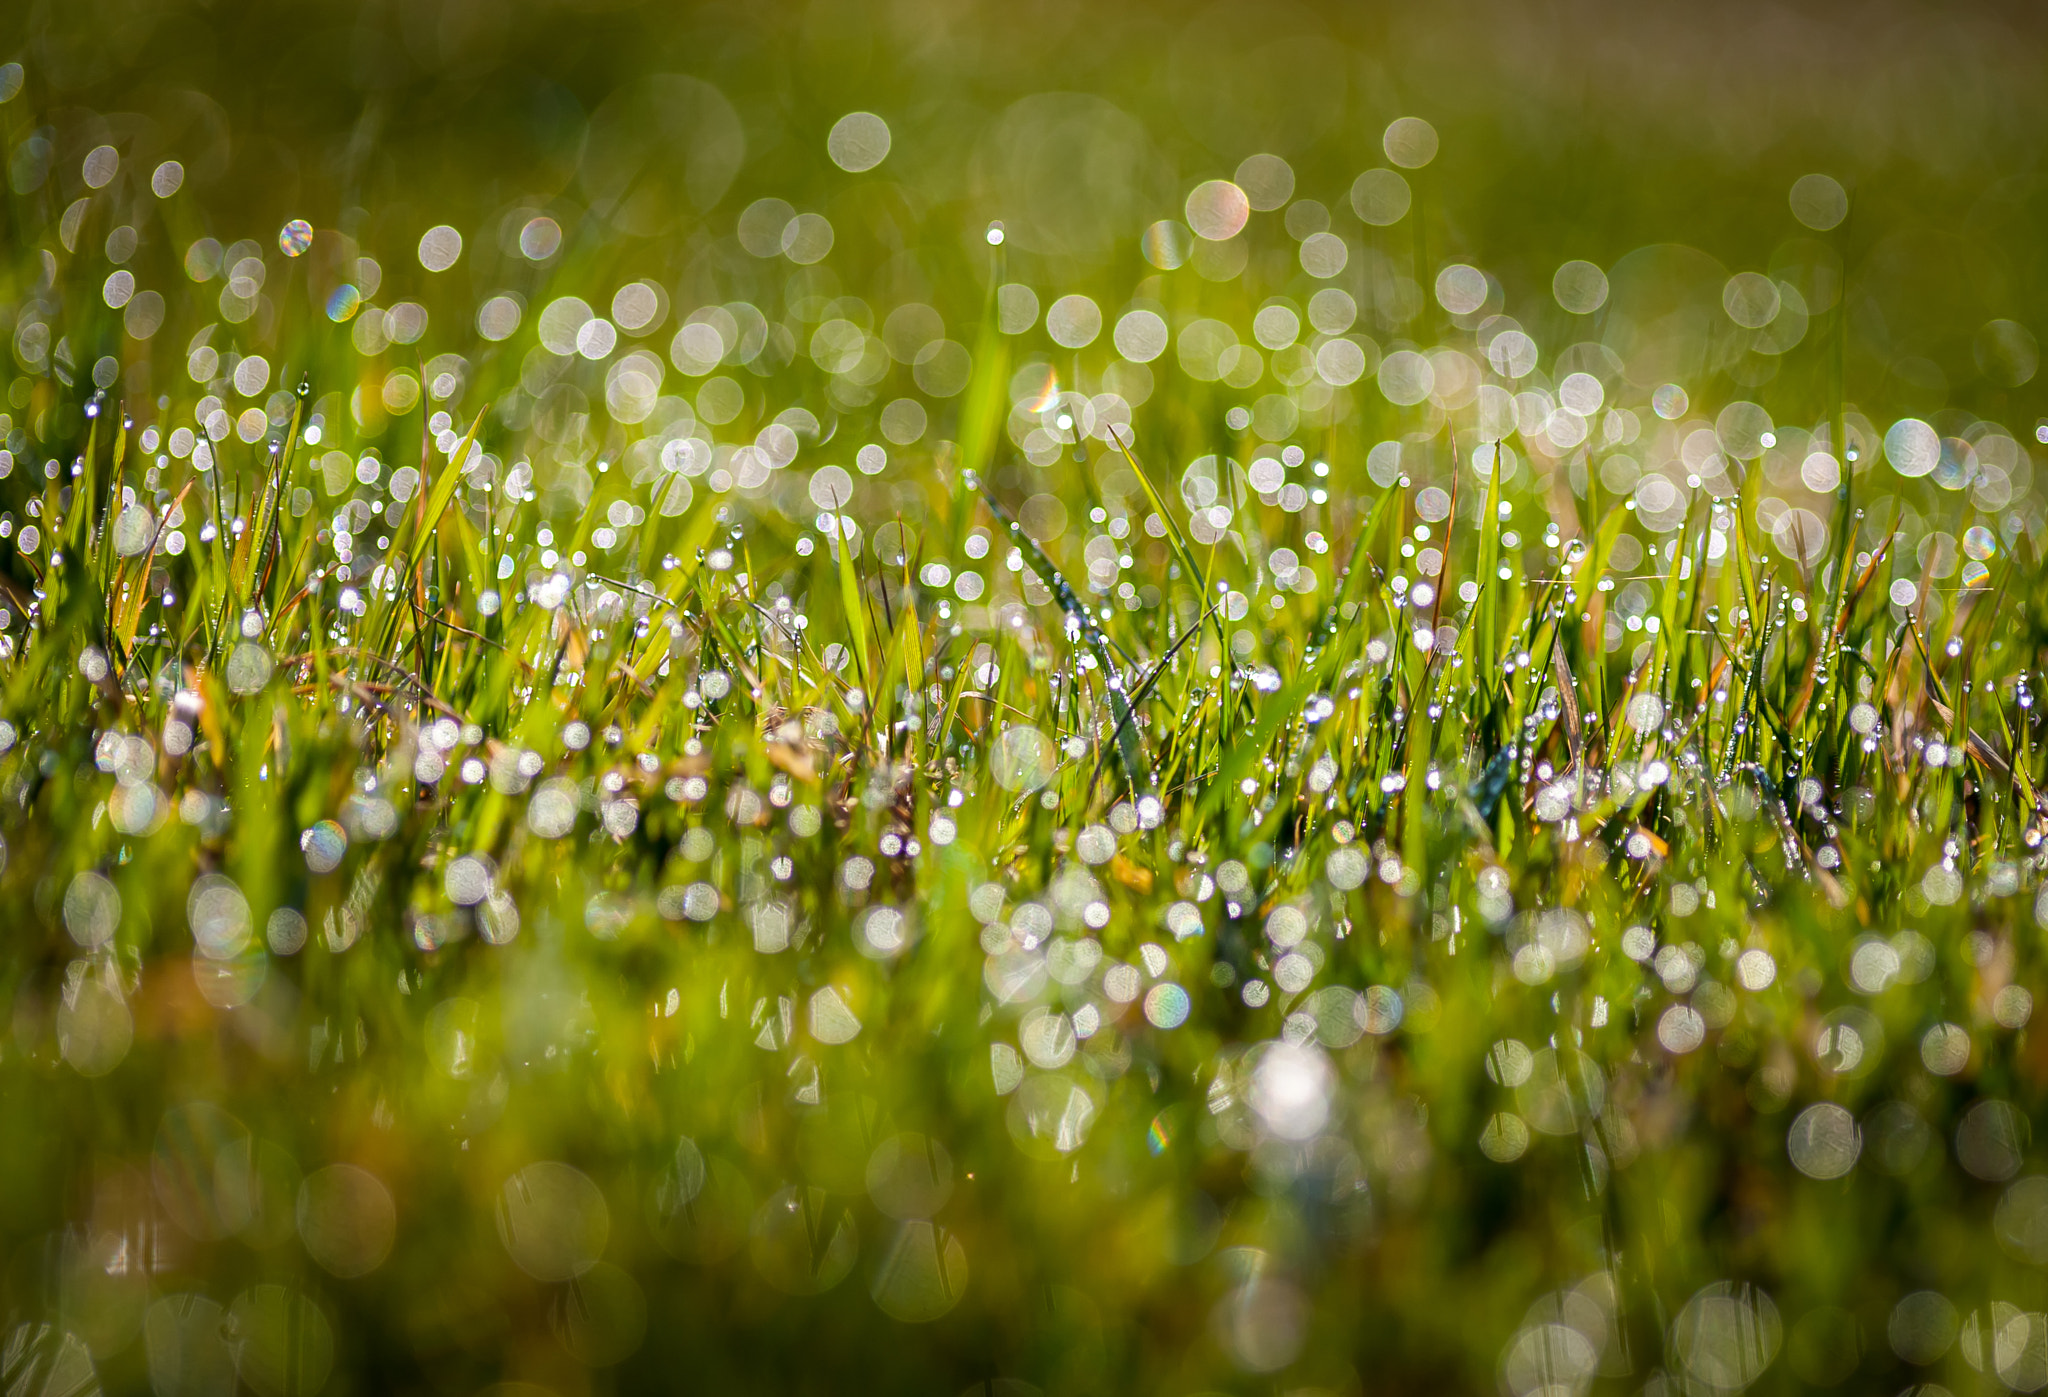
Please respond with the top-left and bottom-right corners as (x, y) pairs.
(9, 0), (2048, 426)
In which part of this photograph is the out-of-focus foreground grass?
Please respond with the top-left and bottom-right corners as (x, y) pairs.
(3, 1), (2048, 1393)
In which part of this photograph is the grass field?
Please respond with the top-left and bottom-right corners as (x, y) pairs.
(2, 3), (2048, 1393)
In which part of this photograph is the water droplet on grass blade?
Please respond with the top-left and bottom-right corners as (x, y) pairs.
(498, 1162), (608, 1282)
(296, 1165), (395, 1278)
(64, 871), (120, 948)
(1787, 1103), (1860, 1179)
(1144, 982), (1190, 1030)
(417, 224), (462, 271)
(325, 285), (360, 322)
(1185, 180), (1249, 242)
(871, 1221), (968, 1322)
(827, 111), (890, 171)
(1789, 173), (1848, 230)
(749, 1186), (856, 1294)
(990, 725), (1055, 792)
(225, 642), (272, 694)
(1383, 115), (1438, 168)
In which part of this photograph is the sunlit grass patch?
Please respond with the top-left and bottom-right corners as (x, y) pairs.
(0, 56), (2045, 1397)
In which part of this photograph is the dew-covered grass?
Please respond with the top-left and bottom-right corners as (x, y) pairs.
(4, 10), (2048, 1394)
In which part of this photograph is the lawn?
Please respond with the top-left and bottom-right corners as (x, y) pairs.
(1, 3), (2047, 1393)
